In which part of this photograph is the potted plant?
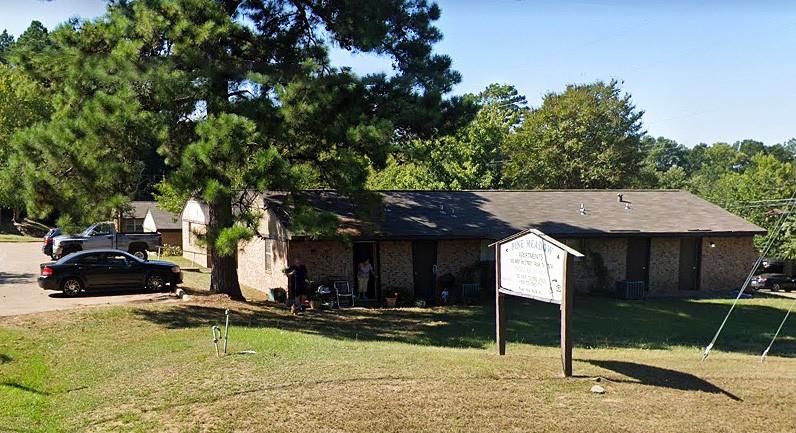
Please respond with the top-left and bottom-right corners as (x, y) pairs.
(385, 290), (399, 308)
(308, 293), (322, 310)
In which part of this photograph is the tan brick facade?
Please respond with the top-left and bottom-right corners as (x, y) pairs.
(288, 240), (353, 283)
(648, 237), (680, 293)
(237, 204), (291, 293)
(564, 238), (628, 293)
(379, 241), (413, 290)
(234, 203), (760, 296)
(701, 236), (757, 291)
(436, 240), (481, 280)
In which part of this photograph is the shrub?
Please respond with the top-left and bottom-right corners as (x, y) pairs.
(161, 244), (183, 256)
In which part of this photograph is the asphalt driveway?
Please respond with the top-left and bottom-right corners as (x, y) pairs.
(0, 242), (174, 316)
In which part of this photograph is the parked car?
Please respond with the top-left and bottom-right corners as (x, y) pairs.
(38, 249), (182, 296)
(50, 222), (161, 260)
(750, 273), (796, 292)
(42, 227), (63, 257)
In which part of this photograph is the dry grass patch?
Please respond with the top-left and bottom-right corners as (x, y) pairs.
(1, 295), (796, 432)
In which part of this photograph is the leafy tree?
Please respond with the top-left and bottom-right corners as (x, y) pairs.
(641, 136), (687, 172)
(701, 154), (796, 258)
(369, 83), (525, 190)
(18, 1), (459, 299)
(503, 80), (644, 189)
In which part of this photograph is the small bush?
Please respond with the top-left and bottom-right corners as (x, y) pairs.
(161, 244), (183, 256)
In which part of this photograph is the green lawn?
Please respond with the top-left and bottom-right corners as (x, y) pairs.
(2, 295), (795, 432)
(0, 233), (40, 242)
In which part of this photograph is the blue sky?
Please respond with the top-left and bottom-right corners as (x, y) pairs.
(3, 0), (795, 147)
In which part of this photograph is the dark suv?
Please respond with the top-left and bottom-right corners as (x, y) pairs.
(750, 273), (796, 292)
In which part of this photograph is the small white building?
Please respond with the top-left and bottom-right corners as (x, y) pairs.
(181, 198), (211, 267)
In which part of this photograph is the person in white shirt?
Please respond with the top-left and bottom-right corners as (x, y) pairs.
(357, 259), (374, 300)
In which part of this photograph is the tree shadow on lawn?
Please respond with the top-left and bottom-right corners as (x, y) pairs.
(586, 360), (742, 401)
(0, 272), (36, 284)
(132, 295), (796, 356)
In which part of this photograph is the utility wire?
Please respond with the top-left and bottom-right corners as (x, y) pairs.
(760, 296), (796, 362)
(701, 190), (796, 361)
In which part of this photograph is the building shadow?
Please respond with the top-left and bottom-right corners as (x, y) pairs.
(132, 294), (796, 355)
(586, 359), (741, 401)
(0, 272), (36, 284)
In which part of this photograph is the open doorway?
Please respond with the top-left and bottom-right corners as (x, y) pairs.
(353, 242), (379, 299)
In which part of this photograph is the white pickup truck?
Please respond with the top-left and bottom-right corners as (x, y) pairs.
(50, 222), (162, 260)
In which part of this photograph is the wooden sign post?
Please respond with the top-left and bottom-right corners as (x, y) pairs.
(492, 229), (583, 377)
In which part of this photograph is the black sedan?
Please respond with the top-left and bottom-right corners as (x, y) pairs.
(750, 273), (796, 292)
(38, 249), (182, 296)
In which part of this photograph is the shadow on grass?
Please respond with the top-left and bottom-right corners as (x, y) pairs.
(0, 381), (50, 396)
(0, 354), (11, 364)
(587, 360), (741, 401)
(48, 288), (170, 298)
(0, 272), (36, 284)
(132, 295), (796, 355)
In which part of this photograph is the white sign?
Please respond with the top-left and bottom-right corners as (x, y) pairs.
(498, 231), (577, 304)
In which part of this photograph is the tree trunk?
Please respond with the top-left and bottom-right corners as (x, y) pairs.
(207, 196), (245, 301)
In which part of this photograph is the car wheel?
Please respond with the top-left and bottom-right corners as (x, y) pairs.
(62, 278), (83, 297)
(146, 273), (166, 292)
(132, 250), (148, 261)
(773, 284), (781, 292)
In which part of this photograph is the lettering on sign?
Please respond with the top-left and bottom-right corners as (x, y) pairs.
(499, 231), (567, 304)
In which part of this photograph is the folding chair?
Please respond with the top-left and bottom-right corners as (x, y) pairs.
(334, 280), (355, 308)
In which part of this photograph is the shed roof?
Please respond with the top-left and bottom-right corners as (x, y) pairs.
(124, 201), (155, 219)
(264, 190), (766, 240)
(145, 205), (181, 230)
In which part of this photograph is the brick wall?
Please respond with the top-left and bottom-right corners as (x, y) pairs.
(379, 241), (413, 291)
(237, 206), (290, 293)
(437, 240), (482, 282)
(564, 238), (628, 293)
(701, 236), (757, 291)
(288, 240), (353, 283)
(648, 237), (680, 293)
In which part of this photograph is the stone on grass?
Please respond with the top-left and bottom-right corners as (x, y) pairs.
(590, 385), (606, 394)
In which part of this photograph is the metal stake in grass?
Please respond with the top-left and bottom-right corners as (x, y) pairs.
(223, 309), (230, 355)
(211, 325), (221, 358)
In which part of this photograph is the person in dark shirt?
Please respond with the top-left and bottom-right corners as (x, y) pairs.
(287, 258), (308, 314)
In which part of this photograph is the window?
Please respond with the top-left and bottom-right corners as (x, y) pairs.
(105, 254), (132, 267)
(264, 239), (273, 272)
(92, 223), (113, 236)
(187, 222), (193, 246)
(122, 219), (143, 233)
(71, 254), (101, 264)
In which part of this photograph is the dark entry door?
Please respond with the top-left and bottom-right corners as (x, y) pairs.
(679, 238), (701, 291)
(353, 242), (378, 298)
(626, 238), (650, 287)
(412, 241), (437, 302)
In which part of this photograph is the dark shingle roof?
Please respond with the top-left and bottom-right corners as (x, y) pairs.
(145, 205), (181, 230)
(264, 190), (765, 240)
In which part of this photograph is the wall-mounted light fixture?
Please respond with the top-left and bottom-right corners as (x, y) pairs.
(709, 241), (716, 248)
